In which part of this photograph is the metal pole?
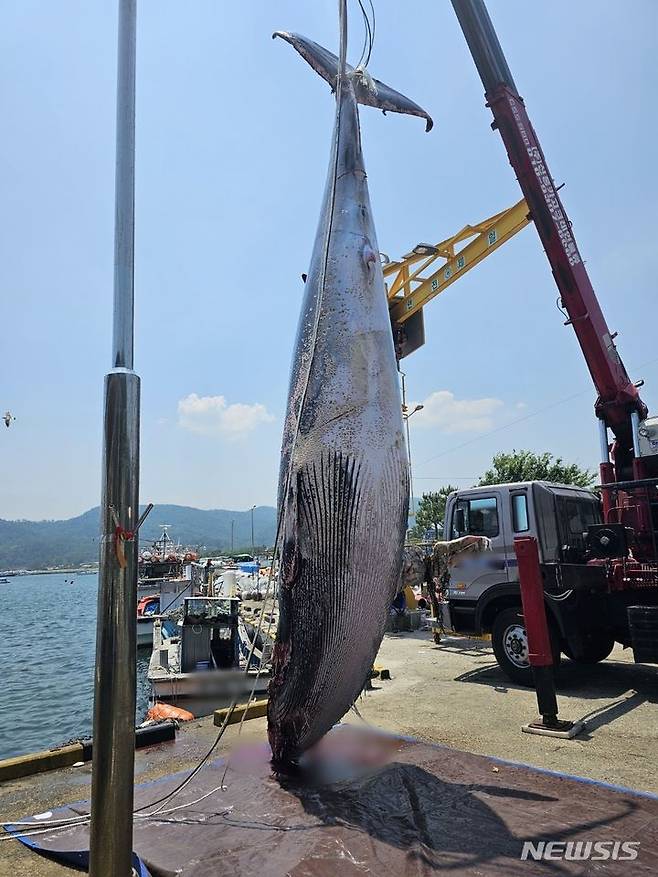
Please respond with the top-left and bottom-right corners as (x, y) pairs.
(631, 411), (642, 458)
(251, 506), (256, 556)
(231, 519), (234, 552)
(400, 371), (416, 519)
(450, 0), (518, 95)
(405, 414), (415, 518)
(598, 419), (610, 463)
(598, 419), (614, 523)
(112, 0), (137, 371)
(90, 3), (139, 875)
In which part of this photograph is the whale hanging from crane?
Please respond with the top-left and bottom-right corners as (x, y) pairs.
(267, 27), (432, 764)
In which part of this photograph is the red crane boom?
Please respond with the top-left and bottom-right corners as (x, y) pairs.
(451, 0), (647, 486)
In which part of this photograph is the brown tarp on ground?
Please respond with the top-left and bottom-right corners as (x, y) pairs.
(7, 725), (658, 875)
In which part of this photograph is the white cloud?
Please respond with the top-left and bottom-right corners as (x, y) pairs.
(412, 390), (503, 434)
(177, 393), (275, 438)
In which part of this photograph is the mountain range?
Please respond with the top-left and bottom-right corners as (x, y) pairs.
(0, 504), (277, 570)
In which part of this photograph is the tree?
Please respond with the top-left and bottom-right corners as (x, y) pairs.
(478, 450), (595, 488)
(410, 485), (457, 541)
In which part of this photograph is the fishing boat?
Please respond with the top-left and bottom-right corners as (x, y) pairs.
(147, 596), (271, 716)
(138, 526), (198, 593)
(136, 567), (208, 649)
(135, 526), (211, 648)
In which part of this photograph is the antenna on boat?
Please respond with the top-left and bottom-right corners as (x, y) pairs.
(89, 2), (140, 875)
(157, 523), (172, 553)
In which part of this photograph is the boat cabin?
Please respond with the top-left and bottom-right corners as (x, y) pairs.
(179, 596), (240, 673)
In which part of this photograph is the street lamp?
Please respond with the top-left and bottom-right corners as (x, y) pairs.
(400, 371), (424, 519)
(250, 505), (256, 558)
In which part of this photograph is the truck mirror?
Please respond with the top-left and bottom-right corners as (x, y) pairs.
(455, 508), (466, 535)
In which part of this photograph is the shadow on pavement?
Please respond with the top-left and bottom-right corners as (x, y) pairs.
(452, 653), (657, 701)
(451, 652), (657, 738)
(574, 691), (651, 739)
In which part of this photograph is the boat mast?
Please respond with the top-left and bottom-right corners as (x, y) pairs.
(89, 2), (140, 875)
(159, 523), (172, 557)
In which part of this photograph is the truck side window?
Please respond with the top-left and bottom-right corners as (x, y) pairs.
(511, 493), (529, 532)
(470, 497), (499, 537)
(452, 497), (499, 538)
(564, 498), (600, 535)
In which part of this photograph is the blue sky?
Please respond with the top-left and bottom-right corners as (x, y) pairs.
(1, 0), (656, 520)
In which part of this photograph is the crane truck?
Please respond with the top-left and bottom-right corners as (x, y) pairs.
(420, 0), (658, 684)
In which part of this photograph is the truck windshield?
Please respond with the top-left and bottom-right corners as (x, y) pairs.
(452, 496), (499, 538)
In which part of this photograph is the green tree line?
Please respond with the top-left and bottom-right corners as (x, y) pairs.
(410, 449), (594, 541)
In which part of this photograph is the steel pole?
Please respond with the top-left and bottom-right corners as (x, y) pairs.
(450, 0), (518, 95)
(399, 371), (415, 519)
(598, 419), (615, 523)
(631, 411), (642, 458)
(90, 2), (139, 875)
(112, 0), (137, 371)
(404, 414), (415, 519)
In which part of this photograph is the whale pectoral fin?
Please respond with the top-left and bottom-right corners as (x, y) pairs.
(273, 31), (341, 90)
(273, 31), (433, 131)
(280, 476), (303, 589)
(353, 72), (433, 132)
(281, 533), (300, 588)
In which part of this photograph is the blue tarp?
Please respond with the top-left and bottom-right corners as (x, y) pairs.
(238, 562), (260, 575)
(5, 727), (658, 876)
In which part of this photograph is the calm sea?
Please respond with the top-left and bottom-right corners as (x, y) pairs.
(0, 572), (151, 760)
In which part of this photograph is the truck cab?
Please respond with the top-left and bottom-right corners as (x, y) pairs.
(441, 481), (605, 683)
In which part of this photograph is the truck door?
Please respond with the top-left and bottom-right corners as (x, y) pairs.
(448, 491), (510, 601)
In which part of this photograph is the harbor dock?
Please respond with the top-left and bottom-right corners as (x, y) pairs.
(3, 629), (656, 874)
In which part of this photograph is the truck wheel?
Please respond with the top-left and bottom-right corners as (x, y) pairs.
(492, 607), (560, 686)
(565, 633), (615, 664)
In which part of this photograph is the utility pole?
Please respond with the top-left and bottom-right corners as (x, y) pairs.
(251, 505), (256, 557)
(400, 371), (424, 521)
(89, 3), (139, 876)
(231, 519), (234, 553)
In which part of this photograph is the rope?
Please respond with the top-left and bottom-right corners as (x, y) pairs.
(0, 790), (234, 845)
(355, 0), (371, 68)
(356, 0), (375, 70)
(158, 579), (191, 616)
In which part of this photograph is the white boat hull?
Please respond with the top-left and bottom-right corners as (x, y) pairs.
(137, 617), (154, 649)
(148, 668), (270, 717)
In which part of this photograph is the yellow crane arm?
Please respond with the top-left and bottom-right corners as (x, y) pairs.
(385, 198), (530, 357)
